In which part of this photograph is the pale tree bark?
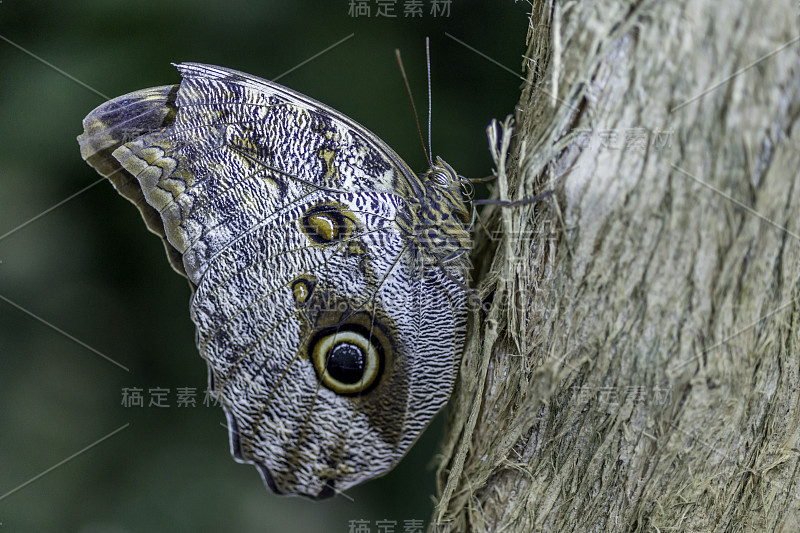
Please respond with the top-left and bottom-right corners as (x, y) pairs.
(432, 1), (800, 531)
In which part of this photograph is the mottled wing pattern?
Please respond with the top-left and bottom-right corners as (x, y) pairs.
(78, 63), (468, 498)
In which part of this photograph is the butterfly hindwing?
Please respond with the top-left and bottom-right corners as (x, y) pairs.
(78, 62), (468, 498)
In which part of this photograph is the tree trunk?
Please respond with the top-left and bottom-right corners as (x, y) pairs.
(432, 1), (800, 531)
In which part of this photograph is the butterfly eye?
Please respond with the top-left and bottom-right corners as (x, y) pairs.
(301, 205), (355, 244)
(311, 329), (382, 395)
(430, 170), (449, 185)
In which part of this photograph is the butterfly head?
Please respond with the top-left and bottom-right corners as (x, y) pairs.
(394, 157), (471, 265)
(426, 157), (475, 203)
(426, 157), (459, 188)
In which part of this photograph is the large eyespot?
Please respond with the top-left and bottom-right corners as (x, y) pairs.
(310, 328), (383, 395)
(301, 204), (355, 244)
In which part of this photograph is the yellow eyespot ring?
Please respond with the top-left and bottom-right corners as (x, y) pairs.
(310, 328), (383, 395)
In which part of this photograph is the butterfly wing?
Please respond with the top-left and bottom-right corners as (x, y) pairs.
(78, 63), (467, 498)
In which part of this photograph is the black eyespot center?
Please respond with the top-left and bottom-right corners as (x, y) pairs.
(325, 342), (366, 384)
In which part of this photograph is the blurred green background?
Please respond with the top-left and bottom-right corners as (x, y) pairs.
(0, 1), (529, 531)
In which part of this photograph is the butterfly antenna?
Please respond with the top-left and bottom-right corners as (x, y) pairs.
(395, 49), (431, 166)
(426, 36), (433, 161)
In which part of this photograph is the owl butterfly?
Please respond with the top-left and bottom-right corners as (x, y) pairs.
(78, 63), (470, 499)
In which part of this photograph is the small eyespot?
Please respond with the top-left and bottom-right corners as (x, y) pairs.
(301, 204), (355, 244)
(291, 276), (316, 305)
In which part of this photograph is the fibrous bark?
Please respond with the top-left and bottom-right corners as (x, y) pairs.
(433, 1), (800, 531)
